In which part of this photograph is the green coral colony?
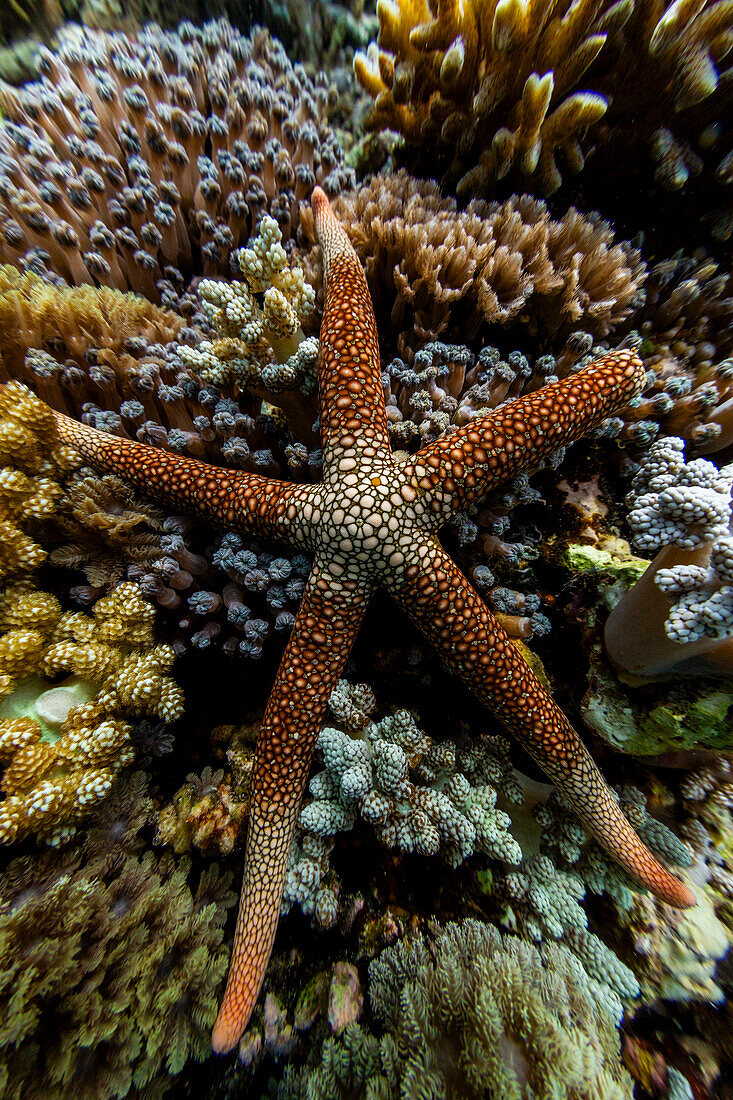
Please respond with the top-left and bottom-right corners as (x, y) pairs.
(0, 2), (731, 1098)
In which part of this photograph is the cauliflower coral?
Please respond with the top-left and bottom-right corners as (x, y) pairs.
(0, 381), (184, 844)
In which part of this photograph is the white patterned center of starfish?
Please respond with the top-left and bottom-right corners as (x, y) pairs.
(301, 455), (431, 579)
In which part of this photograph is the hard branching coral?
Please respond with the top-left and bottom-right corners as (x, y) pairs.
(0, 383), (184, 842)
(0, 580), (184, 844)
(282, 680), (522, 927)
(280, 920), (635, 1099)
(532, 784), (694, 908)
(605, 436), (733, 679)
(182, 214), (316, 390)
(354, 0), (733, 216)
(0, 773), (236, 1100)
(298, 171), (646, 355)
(0, 18), (352, 296)
(178, 212), (320, 438)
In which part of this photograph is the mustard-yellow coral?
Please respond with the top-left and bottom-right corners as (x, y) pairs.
(0, 581), (184, 844)
(355, 0), (733, 201)
(0, 380), (78, 581)
(0, 382), (184, 844)
(0, 578), (184, 843)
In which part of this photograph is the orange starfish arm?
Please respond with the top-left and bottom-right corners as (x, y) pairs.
(211, 562), (371, 1054)
(52, 410), (311, 542)
(406, 351), (645, 515)
(387, 541), (694, 909)
(311, 186), (391, 458)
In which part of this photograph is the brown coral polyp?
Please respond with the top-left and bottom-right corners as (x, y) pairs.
(299, 170), (645, 354)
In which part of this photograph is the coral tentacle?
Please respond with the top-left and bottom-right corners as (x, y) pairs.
(406, 351), (645, 516)
(51, 411), (311, 543)
(211, 563), (371, 1053)
(387, 541), (695, 909)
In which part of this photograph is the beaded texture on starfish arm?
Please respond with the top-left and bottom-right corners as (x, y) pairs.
(406, 352), (646, 517)
(211, 563), (371, 1052)
(311, 187), (392, 458)
(51, 411), (314, 544)
(386, 542), (695, 909)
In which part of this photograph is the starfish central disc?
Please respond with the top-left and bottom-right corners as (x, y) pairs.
(312, 455), (433, 580)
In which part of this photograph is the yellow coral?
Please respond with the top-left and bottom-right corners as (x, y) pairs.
(355, 0), (733, 196)
(0, 584), (183, 844)
(0, 382), (184, 844)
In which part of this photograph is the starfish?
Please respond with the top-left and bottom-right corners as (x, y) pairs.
(48, 186), (694, 1055)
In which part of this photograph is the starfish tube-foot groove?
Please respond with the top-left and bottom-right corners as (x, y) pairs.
(43, 185), (694, 1055)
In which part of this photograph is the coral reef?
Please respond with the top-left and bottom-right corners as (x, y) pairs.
(155, 763), (250, 854)
(177, 212), (320, 439)
(0, 4), (727, 1089)
(0, 381), (183, 842)
(0, 773), (236, 1100)
(282, 680), (522, 927)
(279, 919), (635, 1098)
(0, 579), (183, 844)
(615, 253), (733, 454)
(605, 436), (733, 680)
(262, 0), (379, 67)
(51, 469), (312, 658)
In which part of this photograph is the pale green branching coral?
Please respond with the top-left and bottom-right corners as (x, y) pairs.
(278, 920), (635, 1099)
(179, 215), (318, 394)
(502, 853), (640, 1000)
(282, 681), (522, 927)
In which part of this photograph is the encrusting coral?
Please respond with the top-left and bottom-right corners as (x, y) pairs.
(604, 436), (733, 680)
(278, 919), (635, 1099)
(354, 0), (733, 225)
(0, 772), (237, 1100)
(0, 380), (184, 843)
